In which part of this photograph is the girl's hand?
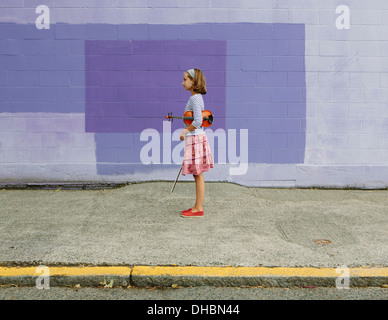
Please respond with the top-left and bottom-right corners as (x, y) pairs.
(180, 129), (190, 141)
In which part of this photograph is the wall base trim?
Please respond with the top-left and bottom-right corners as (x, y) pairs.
(1, 163), (387, 189)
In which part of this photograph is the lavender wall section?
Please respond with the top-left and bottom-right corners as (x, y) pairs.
(0, 23), (85, 113)
(85, 39), (227, 134)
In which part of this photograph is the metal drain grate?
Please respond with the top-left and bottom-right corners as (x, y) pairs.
(313, 239), (333, 245)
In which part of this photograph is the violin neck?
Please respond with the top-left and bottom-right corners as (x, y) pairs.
(170, 116), (211, 121)
(171, 116), (194, 120)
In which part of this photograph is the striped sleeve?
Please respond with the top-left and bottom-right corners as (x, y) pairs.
(191, 95), (204, 129)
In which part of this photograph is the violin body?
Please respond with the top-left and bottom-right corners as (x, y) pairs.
(165, 110), (214, 127)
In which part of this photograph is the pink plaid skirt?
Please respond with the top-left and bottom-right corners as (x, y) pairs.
(182, 134), (214, 176)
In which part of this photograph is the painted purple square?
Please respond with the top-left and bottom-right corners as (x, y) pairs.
(85, 40), (227, 134)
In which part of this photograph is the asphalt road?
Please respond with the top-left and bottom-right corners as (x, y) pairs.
(0, 286), (386, 300)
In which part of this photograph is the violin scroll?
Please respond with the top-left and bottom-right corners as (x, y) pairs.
(165, 112), (174, 122)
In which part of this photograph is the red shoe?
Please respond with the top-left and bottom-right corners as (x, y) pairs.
(181, 208), (193, 214)
(181, 209), (204, 218)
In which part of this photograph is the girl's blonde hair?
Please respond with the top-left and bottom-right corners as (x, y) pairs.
(187, 68), (207, 95)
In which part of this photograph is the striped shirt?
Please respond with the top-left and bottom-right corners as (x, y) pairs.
(184, 93), (205, 136)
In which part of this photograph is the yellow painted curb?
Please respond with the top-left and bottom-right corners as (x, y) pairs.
(131, 266), (388, 278)
(0, 265), (387, 278)
(0, 266), (132, 277)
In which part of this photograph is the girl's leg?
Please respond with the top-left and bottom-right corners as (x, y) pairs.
(192, 173), (205, 212)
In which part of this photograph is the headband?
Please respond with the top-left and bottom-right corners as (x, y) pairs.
(187, 69), (195, 79)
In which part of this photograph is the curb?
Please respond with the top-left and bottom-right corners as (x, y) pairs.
(0, 265), (387, 288)
(0, 182), (127, 190)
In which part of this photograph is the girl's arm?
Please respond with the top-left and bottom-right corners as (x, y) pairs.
(186, 124), (196, 131)
(180, 96), (203, 140)
(191, 96), (203, 129)
(180, 125), (194, 140)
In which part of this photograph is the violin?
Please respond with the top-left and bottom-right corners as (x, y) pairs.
(165, 110), (214, 127)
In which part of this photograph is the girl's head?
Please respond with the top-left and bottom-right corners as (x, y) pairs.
(182, 68), (207, 95)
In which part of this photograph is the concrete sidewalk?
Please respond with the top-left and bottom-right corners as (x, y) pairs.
(0, 181), (387, 288)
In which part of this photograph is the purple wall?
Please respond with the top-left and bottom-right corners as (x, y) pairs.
(0, 22), (306, 175)
(85, 39), (227, 134)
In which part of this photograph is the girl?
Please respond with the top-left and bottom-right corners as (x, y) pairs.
(179, 68), (214, 218)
